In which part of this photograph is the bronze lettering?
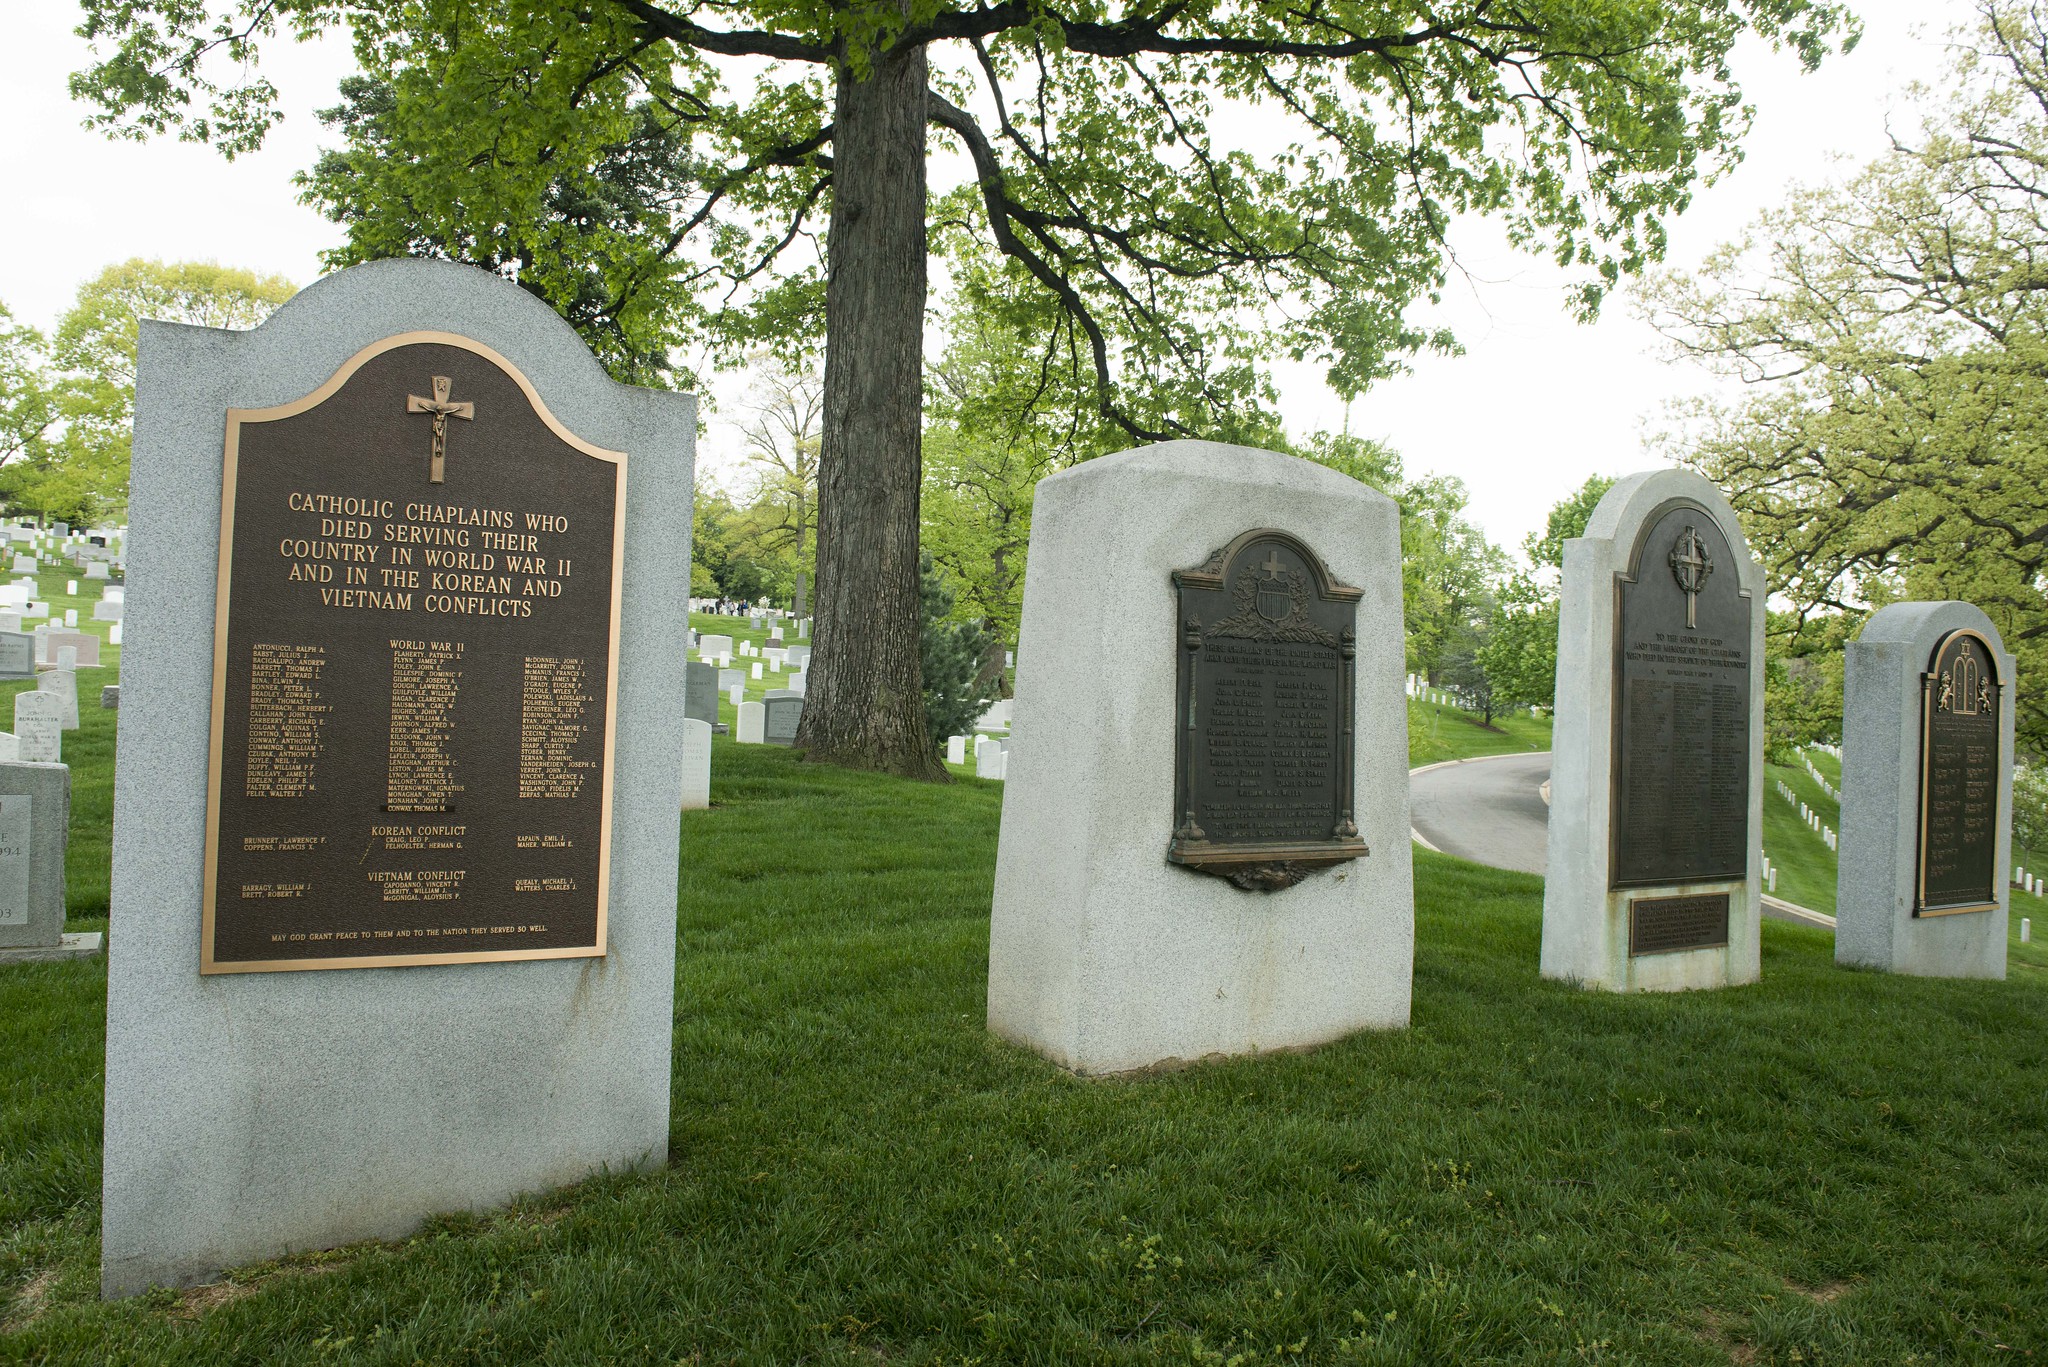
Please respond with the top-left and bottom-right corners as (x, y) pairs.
(1629, 892), (1731, 955)
(1612, 504), (1753, 888)
(1168, 530), (1366, 891)
(1917, 630), (2003, 915)
(202, 334), (625, 972)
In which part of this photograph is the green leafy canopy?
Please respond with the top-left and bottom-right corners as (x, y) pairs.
(72, 0), (1860, 428)
(1639, 0), (2048, 754)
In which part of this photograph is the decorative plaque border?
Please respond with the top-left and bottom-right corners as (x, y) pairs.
(1167, 527), (1367, 892)
(200, 330), (628, 973)
(1915, 626), (2003, 918)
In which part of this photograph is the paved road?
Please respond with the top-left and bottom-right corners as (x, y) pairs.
(1410, 751), (1552, 877)
(1409, 750), (1837, 929)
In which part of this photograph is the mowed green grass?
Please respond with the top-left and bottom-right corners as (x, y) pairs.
(1406, 699), (1550, 766)
(5, 742), (2048, 1363)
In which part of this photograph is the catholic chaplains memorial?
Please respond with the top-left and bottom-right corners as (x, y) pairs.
(1542, 470), (1765, 992)
(203, 333), (627, 971)
(102, 260), (694, 1296)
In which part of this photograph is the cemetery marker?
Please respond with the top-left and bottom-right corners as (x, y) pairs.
(101, 259), (695, 1296)
(1837, 602), (2013, 978)
(1542, 471), (1765, 992)
(988, 442), (1412, 1075)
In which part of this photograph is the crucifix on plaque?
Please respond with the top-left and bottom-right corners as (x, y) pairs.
(1667, 525), (1713, 630)
(405, 375), (475, 484)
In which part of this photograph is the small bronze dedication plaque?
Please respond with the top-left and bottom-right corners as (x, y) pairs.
(1917, 629), (2002, 916)
(1168, 530), (1366, 891)
(1629, 893), (1731, 957)
(1612, 503), (1753, 888)
(202, 332), (625, 972)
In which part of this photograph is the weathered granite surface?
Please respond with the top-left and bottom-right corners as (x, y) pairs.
(988, 442), (1412, 1075)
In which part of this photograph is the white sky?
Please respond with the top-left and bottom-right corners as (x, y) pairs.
(0, 2), (1966, 555)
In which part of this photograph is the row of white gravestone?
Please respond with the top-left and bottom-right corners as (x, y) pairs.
(0, 752), (88, 966)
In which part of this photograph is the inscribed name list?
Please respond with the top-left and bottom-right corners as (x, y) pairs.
(203, 336), (624, 971)
(1919, 630), (2000, 913)
(1168, 531), (1365, 887)
(1612, 505), (1752, 888)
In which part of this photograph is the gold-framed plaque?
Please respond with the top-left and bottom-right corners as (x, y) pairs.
(1916, 627), (2002, 917)
(200, 331), (626, 973)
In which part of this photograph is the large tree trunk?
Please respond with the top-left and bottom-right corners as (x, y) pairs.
(795, 37), (940, 777)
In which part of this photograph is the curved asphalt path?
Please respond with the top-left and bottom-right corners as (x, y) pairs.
(1409, 750), (1836, 929)
(1410, 751), (1553, 876)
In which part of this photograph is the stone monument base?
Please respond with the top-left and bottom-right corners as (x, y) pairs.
(0, 932), (104, 964)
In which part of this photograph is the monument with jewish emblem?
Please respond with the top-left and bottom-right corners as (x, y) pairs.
(1836, 602), (2012, 978)
(102, 259), (694, 1296)
(988, 442), (1412, 1076)
(1542, 470), (1764, 992)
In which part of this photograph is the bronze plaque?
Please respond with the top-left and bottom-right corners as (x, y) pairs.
(1917, 629), (2002, 916)
(1168, 529), (1367, 891)
(1612, 503), (1753, 888)
(201, 331), (626, 973)
(1629, 892), (1731, 956)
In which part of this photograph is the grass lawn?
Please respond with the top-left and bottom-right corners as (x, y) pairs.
(6, 736), (2048, 1362)
(1406, 699), (1551, 767)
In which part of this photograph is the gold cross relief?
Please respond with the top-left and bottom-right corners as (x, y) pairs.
(405, 375), (475, 484)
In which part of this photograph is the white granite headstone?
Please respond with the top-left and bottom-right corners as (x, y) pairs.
(736, 699), (765, 743)
(679, 716), (712, 811)
(13, 691), (62, 762)
(38, 668), (79, 729)
(1540, 470), (1765, 993)
(1836, 601), (2012, 979)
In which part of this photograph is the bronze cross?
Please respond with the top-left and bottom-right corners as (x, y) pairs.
(1668, 526), (1711, 629)
(405, 375), (475, 484)
(1260, 550), (1286, 579)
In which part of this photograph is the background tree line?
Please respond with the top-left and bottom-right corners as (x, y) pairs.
(1, 260), (294, 525)
(1641, 0), (2048, 771)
